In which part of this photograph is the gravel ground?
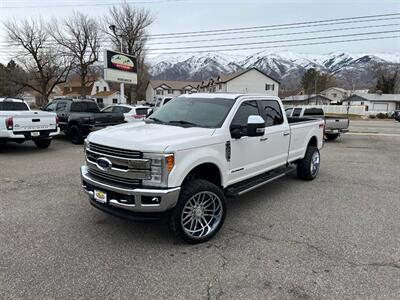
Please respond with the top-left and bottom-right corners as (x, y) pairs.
(1, 122), (399, 299)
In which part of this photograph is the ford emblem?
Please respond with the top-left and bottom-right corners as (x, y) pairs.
(97, 157), (112, 171)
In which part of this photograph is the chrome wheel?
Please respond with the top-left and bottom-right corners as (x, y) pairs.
(310, 150), (320, 177)
(181, 191), (223, 239)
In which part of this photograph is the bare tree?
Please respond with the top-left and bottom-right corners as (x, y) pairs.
(4, 18), (72, 105)
(50, 12), (101, 97)
(104, 4), (154, 103)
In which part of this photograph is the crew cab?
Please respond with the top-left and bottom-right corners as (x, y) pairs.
(285, 107), (349, 140)
(0, 98), (59, 148)
(80, 94), (324, 243)
(43, 99), (125, 144)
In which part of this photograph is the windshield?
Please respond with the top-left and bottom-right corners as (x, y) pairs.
(148, 97), (235, 128)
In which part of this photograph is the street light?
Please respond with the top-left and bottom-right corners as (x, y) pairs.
(109, 24), (125, 104)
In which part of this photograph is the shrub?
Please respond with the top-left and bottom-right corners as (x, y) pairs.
(369, 114), (376, 119)
(376, 113), (388, 119)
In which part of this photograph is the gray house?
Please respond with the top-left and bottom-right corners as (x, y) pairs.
(282, 94), (333, 106)
(344, 93), (400, 112)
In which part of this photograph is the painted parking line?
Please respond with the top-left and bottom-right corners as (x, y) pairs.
(347, 132), (400, 137)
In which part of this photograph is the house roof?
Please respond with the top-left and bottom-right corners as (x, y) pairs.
(348, 93), (400, 102)
(149, 80), (201, 90)
(201, 68), (280, 87)
(282, 94), (332, 102)
(322, 87), (347, 93)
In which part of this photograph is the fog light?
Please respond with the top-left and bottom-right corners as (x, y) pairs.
(142, 196), (161, 205)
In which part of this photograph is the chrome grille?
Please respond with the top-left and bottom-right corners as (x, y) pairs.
(88, 142), (142, 159)
(88, 168), (141, 186)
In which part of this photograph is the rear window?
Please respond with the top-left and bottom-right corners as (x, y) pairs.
(0, 101), (29, 111)
(70, 102), (100, 113)
(304, 108), (324, 116)
(135, 108), (148, 115)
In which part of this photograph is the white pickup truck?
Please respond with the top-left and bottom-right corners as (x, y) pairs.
(0, 98), (59, 148)
(81, 94), (324, 243)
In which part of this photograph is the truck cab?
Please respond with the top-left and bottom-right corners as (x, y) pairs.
(81, 94), (324, 243)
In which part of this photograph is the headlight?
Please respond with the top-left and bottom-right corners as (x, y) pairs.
(142, 153), (174, 187)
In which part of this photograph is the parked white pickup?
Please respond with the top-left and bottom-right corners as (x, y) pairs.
(81, 94), (324, 243)
(0, 98), (59, 148)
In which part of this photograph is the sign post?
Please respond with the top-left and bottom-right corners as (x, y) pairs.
(104, 50), (138, 103)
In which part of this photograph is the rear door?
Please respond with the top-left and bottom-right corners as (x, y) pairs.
(259, 100), (290, 170)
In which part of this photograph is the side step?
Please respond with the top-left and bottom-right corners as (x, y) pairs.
(224, 166), (296, 197)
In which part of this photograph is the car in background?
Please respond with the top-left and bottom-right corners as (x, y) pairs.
(393, 110), (400, 122)
(285, 106), (349, 140)
(0, 98), (59, 148)
(102, 104), (152, 122)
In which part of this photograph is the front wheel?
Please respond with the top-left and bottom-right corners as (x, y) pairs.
(34, 138), (51, 149)
(297, 146), (320, 181)
(326, 133), (339, 141)
(169, 179), (226, 244)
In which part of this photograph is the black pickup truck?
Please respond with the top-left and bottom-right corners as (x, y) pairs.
(43, 99), (125, 144)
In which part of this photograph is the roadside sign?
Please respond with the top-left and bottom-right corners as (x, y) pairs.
(104, 50), (138, 85)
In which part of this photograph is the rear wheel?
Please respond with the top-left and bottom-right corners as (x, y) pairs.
(68, 125), (83, 144)
(297, 146), (320, 181)
(34, 138), (51, 149)
(326, 133), (339, 141)
(169, 179), (226, 244)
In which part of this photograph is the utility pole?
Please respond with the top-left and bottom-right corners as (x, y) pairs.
(109, 25), (125, 104)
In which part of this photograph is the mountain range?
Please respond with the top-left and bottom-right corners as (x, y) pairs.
(147, 51), (400, 92)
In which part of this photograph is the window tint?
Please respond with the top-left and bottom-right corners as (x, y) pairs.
(102, 106), (113, 113)
(70, 102), (100, 113)
(0, 101), (29, 111)
(231, 101), (259, 128)
(292, 108), (302, 117)
(260, 100), (283, 126)
(56, 102), (67, 112)
(44, 102), (57, 112)
(304, 108), (324, 116)
(163, 98), (172, 105)
(112, 106), (130, 113)
(135, 108), (148, 115)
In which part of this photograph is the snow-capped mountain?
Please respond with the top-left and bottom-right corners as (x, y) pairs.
(147, 51), (400, 90)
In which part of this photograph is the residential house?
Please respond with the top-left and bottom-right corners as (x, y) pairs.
(145, 80), (200, 104)
(344, 92), (400, 113)
(282, 94), (333, 106)
(91, 91), (127, 107)
(198, 68), (280, 96)
(321, 87), (369, 104)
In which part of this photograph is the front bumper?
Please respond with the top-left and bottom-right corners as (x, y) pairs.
(80, 165), (181, 214)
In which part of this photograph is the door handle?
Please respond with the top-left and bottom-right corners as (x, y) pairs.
(260, 137), (268, 141)
(283, 132), (290, 136)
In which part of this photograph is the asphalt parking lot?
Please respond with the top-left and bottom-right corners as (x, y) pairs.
(1, 120), (400, 299)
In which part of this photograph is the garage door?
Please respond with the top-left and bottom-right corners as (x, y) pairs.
(372, 103), (389, 112)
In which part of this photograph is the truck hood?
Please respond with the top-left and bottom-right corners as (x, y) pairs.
(87, 122), (216, 152)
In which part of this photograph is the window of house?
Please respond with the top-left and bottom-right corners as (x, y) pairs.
(219, 84), (222, 90)
(332, 93), (337, 97)
(361, 101), (364, 105)
(168, 89), (173, 94)
(96, 86), (99, 92)
(103, 87), (107, 92)
(97, 98), (103, 104)
(265, 84), (275, 91)
(113, 98), (118, 104)
(260, 100), (283, 126)
(156, 89), (163, 95)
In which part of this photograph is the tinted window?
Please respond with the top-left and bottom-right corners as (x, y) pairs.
(150, 97), (235, 128)
(112, 106), (131, 113)
(70, 102), (99, 113)
(0, 101), (29, 111)
(260, 100), (283, 126)
(285, 108), (293, 116)
(135, 108), (148, 115)
(56, 102), (67, 112)
(292, 108), (302, 117)
(163, 98), (172, 105)
(231, 101), (259, 128)
(102, 106), (113, 113)
(304, 108), (324, 116)
(44, 102), (57, 112)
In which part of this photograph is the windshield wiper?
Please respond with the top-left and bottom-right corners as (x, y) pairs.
(147, 117), (166, 124)
(168, 120), (199, 127)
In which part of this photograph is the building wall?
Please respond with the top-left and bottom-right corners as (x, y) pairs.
(226, 69), (279, 96)
(344, 96), (399, 112)
(145, 84), (155, 104)
(321, 88), (347, 102)
(91, 79), (110, 96)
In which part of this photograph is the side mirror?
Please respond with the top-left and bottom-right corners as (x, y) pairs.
(247, 115), (265, 137)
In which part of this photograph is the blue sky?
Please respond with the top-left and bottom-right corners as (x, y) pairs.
(0, 0), (399, 63)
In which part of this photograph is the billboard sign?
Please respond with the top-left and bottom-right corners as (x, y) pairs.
(104, 50), (138, 84)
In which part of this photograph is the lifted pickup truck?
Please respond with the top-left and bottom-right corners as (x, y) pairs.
(0, 98), (59, 148)
(285, 107), (349, 140)
(81, 94), (324, 243)
(43, 99), (125, 144)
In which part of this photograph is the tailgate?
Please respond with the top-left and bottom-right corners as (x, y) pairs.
(12, 112), (57, 132)
(325, 117), (349, 130)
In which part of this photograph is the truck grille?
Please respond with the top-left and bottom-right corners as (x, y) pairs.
(88, 142), (142, 159)
(88, 168), (141, 187)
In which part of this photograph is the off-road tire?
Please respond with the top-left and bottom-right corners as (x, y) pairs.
(68, 125), (83, 144)
(297, 146), (320, 181)
(169, 179), (226, 244)
(326, 133), (339, 141)
(34, 138), (51, 149)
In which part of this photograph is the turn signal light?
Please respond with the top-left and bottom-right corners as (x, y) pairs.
(5, 116), (13, 130)
(166, 155), (174, 172)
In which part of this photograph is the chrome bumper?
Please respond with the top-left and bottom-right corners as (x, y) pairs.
(80, 165), (180, 213)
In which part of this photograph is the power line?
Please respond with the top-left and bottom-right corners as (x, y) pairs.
(146, 30), (400, 51)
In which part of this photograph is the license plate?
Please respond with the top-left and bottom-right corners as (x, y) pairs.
(333, 130), (339, 133)
(94, 190), (107, 203)
(31, 132), (40, 137)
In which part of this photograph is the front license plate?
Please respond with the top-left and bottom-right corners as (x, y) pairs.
(94, 190), (107, 203)
(31, 132), (40, 137)
(333, 130), (339, 133)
